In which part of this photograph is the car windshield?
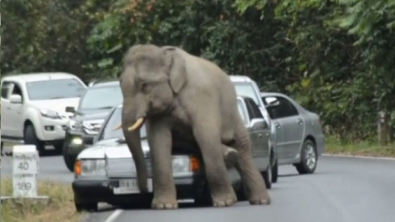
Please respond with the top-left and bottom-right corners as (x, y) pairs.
(233, 82), (260, 106)
(79, 86), (123, 110)
(100, 107), (147, 141)
(26, 78), (86, 100)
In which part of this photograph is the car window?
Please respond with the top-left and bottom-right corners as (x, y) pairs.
(26, 78), (86, 100)
(10, 83), (24, 102)
(243, 98), (262, 121)
(237, 99), (248, 125)
(265, 96), (299, 119)
(1, 82), (11, 99)
(79, 86), (122, 110)
(99, 107), (147, 141)
(233, 82), (260, 106)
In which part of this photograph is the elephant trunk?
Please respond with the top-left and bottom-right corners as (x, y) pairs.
(122, 99), (149, 193)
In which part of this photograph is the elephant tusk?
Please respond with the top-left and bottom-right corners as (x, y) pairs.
(112, 123), (122, 131)
(128, 117), (145, 131)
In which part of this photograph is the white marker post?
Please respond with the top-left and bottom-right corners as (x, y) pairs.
(0, 145), (50, 205)
(12, 145), (39, 198)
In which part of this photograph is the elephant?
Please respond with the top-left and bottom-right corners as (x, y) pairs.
(114, 44), (271, 209)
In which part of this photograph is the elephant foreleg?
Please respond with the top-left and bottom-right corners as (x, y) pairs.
(233, 121), (271, 205)
(146, 118), (178, 209)
(192, 118), (237, 207)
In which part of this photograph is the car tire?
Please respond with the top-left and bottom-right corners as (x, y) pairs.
(262, 161), (272, 189)
(54, 141), (64, 154)
(24, 124), (45, 156)
(271, 155), (278, 183)
(295, 139), (318, 174)
(63, 144), (75, 172)
(62, 136), (75, 172)
(75, 202), (98, 212)
(1, 142), (3, 156)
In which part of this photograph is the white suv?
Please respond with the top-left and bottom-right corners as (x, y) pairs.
(1, 73), (87, 155)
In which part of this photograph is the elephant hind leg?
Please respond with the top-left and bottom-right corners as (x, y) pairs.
(233, 121), (271, 205)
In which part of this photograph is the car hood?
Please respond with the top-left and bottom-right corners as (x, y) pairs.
(73, 108), (113, 122)
(30, 98), (80, 114)
(77, 138), (150, 159)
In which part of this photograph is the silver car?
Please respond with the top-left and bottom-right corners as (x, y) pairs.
(72, 96), (273, 212)
(260, 92), (325, 174)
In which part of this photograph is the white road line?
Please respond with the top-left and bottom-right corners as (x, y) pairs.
(322, 153), (395, 161)
(104, 209), (123, 222)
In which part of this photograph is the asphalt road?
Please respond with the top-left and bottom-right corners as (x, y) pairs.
(2, 154), (395, 222)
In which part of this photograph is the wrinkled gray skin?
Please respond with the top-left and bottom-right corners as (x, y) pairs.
(119, 44), (270, 209)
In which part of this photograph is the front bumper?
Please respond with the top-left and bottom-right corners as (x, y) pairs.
(72, 176), (207, 205)
(35, 117), (70, 141)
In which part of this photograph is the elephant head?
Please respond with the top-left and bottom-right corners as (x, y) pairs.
(113, 44), (187, 192)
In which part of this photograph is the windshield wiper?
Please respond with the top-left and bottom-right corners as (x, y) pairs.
(49, 96), (69, 100)
(116, 138), (126, 143)
(96, 106), (115, 110)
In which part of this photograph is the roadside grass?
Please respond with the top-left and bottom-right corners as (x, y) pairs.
(325, 136), (395, 157)
(1, 178), (85, 222)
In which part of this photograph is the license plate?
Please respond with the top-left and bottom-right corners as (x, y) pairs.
(113, 179), (153, 195)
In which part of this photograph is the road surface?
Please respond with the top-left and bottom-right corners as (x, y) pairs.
(1, 154), (395, 222)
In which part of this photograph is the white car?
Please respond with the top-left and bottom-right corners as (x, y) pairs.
(1, 73), (87, 155)
(72, 96), (273, 211)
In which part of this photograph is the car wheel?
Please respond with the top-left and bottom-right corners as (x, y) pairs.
(54, 141), (64, 154)
(24, 124), (45, 156)
(271, 155), (278, 183)
(295, 139), (318, 174)
(1, 142), (3, 156)
(62, 138), (75, 172)
(262, 161), (272, 189)
(75, 202), (98, 212)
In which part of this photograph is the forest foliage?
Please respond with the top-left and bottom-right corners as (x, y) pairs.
(2, 0), (395, 141)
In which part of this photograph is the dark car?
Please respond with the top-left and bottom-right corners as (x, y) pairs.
(71, 96), (275, 212)
(62, 80), (123, 171)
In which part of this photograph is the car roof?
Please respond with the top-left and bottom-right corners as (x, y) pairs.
(260, 92), (289, 97)
(229, 75), (254, 83)
(2, 72), (80, 83)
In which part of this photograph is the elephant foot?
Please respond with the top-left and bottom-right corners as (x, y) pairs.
(151, 197), (178, 209)
(211, 187), (238, 207)
(248, 190), (271, 205)
(223, 147), (238, 168)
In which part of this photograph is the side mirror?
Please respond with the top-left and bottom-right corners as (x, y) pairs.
(249, 118), (268, 130)
(10, 94), (22, 104)
(264, 97), (279, 108)
(65, 106), (76, 113)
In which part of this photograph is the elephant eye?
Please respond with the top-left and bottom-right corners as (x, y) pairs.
(141, 82), (149, 93)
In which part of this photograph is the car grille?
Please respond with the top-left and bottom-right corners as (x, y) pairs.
(82, 120), (104, 135)
(106, 158), (152, 178)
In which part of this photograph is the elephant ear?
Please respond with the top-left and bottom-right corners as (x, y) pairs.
(162, 46), (187, 94)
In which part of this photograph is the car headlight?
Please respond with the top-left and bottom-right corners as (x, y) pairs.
(70, 136), (83, 145)
(69, 119), (82, 131)
(40, 109), (61, 119)
(74, 159), (106, 176)
(172, 156), (200, 173)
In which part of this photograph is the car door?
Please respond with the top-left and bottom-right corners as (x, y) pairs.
(268, 96), (304, 160)
(7, 82), (26, 137)
(244, 98), (270, 160)
(1, 81), (13, 136)
(262, 96), (287, 161)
